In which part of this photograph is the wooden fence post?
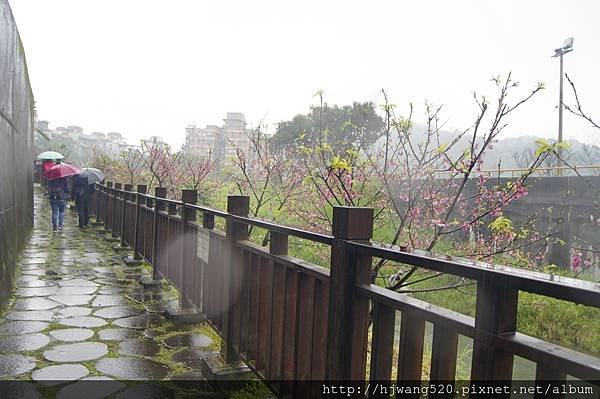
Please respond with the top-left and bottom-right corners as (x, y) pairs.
(121, 184), (133, 247)
(166, 198), (177, 281)
(269, 231), (288, 381)
(471, 276), (518, 384)
(181, 189), (197, 309)
(112, 183), (122, 238)
(94, 182), (102, 224)
(200, 212), (215, 314)
(325, 206), (374, 381)
(222, 195), (249, 362)
(151, 187), (166, 281)
(133, 185), (147, 260)
(104, 182), (113, 231)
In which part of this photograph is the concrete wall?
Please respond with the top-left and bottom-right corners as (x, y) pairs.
(501, 176), (600, 273)
(394, 175), (600, 275)
(0, 0), (34, 307)
(465, 176), (600, 274)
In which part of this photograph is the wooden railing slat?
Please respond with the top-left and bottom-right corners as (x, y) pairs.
(397, 312), (425, 382)
(369, 302), (396, 381)
(282, 269), (299, 380)
(471, 280), (518, 381)
(311, 279), (329, 381)
(257, 256), (273, 374)
(248, 252), (260, 364)
(269, 232), (288, 380)
(430, 324), (458, 384)
(295, 273), (316, 380)
(239, 250), (251, 356)
(534, 364), (567, 399)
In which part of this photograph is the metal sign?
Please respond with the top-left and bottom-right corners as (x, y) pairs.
(197, 228), (209, 263)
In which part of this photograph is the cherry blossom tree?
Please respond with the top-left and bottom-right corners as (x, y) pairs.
(180, 149), (217, 202)
(141, 140), (184, 197)
(89, 146), (118, 181)
(287, 74), (563, 292)
(226, 124), (302, 245)
(117, 147), (145, 185)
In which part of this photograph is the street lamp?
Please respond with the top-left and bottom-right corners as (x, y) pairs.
(552, 37), (574, 163)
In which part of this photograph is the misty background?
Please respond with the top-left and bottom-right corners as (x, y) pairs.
(9, 0), (600, 152)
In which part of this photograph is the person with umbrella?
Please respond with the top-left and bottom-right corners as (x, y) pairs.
(48, 177), (69, 232)
(36, 151), (64, 188)
(73, 168), (104, 227)
(45, 163), (80, 232)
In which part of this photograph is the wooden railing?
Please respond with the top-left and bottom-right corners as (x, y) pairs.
(92, 181), (600, 396)
(434, 164), (600, 178)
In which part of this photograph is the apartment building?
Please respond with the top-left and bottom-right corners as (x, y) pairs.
(184, 113), (252, 165)
(35, 121), (128, 156)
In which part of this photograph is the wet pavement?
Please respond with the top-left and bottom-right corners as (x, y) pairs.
(0, 187), (221, 396)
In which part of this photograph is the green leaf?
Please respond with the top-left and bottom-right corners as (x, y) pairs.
(544, 264), (559, 274)
(436, 143), (449, 154)
(534, 139), (551, 157)
(330, 157), (352, 173)
(489, 215), (513, 234)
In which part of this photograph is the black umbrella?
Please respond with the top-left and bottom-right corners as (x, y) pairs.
(79, 168), (105, 184)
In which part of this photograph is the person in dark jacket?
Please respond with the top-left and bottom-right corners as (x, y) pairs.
(72, 175), (92, 227)
(48, 177), (69, 232)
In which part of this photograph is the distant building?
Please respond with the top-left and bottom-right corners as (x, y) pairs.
(90, 132), (106, 141)
(107, 132), (123, 142)
(184, 112), (252, 167)
(78, 134), (98, 148)
(34, 120), (131, 162)
(66, 126), (83, 141)
(37, 120), (50, 131)
(185, 124), (220, 158)
(106, 132), (127, 154)
(140, 135), (169, 150)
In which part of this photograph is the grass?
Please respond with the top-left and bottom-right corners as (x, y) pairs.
(228, 381), (273, 399)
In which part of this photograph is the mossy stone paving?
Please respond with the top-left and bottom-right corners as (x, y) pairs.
(92, 305), (143, 319)
(95, 357), (170, 380)
(0, 354), (36, 377)
(0, 187), (220, 395)
(96, 327), (140, 341)
(43, 342), (108, 362)
(162, 333), (213, 349)
(13, 298), (61, 311)
(55, 378), (126, 399)
(117, 339), (161, 357)
(49, 328), (94, 342)
(0, 321), (48, 336)
(0, 333), (50, 352)
(32, 364), (89, 386)
(56, 306), (92, 318)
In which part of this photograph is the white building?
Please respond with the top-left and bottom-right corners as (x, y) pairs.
(140, 135), (169, 150)
(184, 113), (252, 166)
(35, 120), (130, 157)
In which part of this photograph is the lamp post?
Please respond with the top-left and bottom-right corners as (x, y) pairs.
(552, 37), (574, 165)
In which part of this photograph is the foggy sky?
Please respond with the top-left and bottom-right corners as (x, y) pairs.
(8, 0), (600, 149)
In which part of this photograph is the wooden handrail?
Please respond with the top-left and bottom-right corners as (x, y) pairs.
(349, 241), (600, 307)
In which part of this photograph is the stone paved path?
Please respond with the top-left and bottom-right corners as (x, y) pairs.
(0, 186), (221, 397)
